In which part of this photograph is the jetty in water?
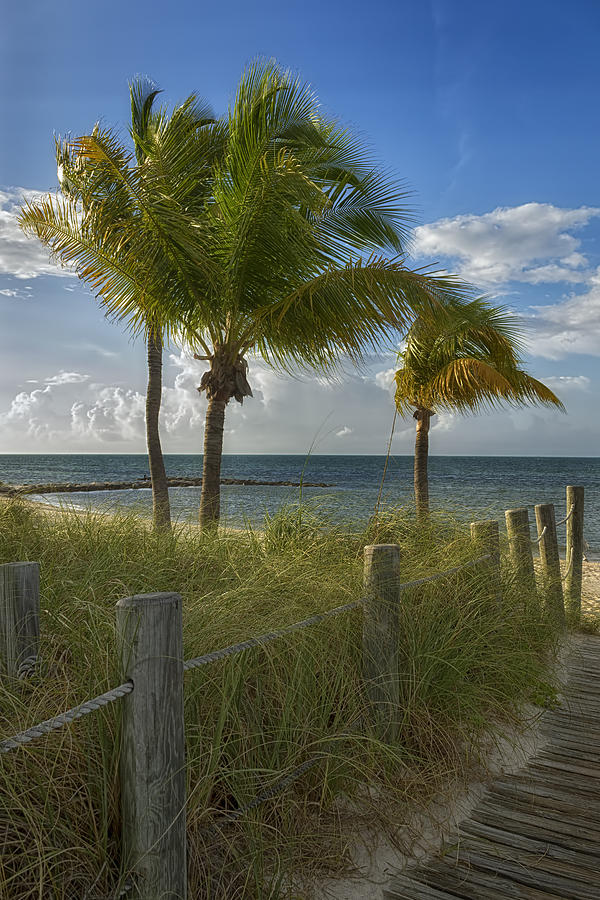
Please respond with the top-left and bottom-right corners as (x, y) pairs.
(0, 476), (333, 496)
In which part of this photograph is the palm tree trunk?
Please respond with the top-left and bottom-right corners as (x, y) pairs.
(199, 397), (226, 528)
(146, 330), (171, 529)
(413, 407), (432, 519)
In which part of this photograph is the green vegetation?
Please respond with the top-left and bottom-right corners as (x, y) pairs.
(0, 500), (560, 899)
(20, 80), (224, 531)
(393, 299), (564, 517)
(19, 61), (478, 530)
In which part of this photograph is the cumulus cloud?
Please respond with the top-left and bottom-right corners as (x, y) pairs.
(0, 351), (597, 455)
(0, 352), (408, 453)
(527, 269), (600, 358)
(0, 187), (69, 280)
(413, 203), (600, 286)
(374, 367), (397, 392)
(45, 371), (90, 385)
(538, 375), (591, 393)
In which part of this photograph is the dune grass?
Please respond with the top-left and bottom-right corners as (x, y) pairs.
(0, 498), (560, 899)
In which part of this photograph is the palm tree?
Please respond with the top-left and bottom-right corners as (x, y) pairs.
(19, 61), (477, 531)
(184, 62), (477, 527)
(19, 80), (223, 528)
(393, 299), (564, 517)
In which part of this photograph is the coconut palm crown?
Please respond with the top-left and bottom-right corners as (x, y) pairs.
(394, 299), (565, 516)
(19, 60), (480, 528)
(182, 61), (480, 525)
(18, 78), (225, 527)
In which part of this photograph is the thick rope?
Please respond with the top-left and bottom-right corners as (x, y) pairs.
(16, 655), (38, 679)
(532, 525), (547, 544)
(201, 715), (363, 838)
(184, 555), (492, 673)
(561, 548), (574, 582)
(397, 554), (492, 592)
(0, 681), (134, 753)
(183, 600), (364, 671)
(555, 505), (574, 527)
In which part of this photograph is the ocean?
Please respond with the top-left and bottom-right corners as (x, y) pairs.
(1, 454), (599, 552)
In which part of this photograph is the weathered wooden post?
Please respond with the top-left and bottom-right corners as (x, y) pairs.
(470, 520), (502, 606)
(505, 508), (537, 606)
(534, 504), (565, 626)
(0, 562), (40, 677)
(565, 485), (585, 626)
(363, 544), (401, 743)
(116, 592), (187, 900)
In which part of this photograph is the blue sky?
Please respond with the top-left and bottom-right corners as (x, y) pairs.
(1, 0), (599, 455)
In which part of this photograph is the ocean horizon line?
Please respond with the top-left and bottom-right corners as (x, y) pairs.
(2, 452), (600, 459)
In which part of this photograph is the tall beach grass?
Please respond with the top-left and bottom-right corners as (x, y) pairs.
(0, 499), (560, 898)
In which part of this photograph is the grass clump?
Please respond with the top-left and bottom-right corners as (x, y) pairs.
(0, 498), (560, 899)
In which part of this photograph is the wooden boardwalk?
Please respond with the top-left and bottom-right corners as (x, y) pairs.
(384, 634), (600, 900)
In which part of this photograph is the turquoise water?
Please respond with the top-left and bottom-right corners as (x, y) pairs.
(1, 454), (599, 551)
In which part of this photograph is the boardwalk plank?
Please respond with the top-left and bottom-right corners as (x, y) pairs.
(458, 835), (597, 887)
(384, 635), (600, 900)
(414, 860), (567, 900)
(452, 846), (599, 899)
(489, 781), (600, 823)
(458, 820), (600, 872)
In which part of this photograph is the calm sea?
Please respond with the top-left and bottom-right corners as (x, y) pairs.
(1, 454), (599, 551)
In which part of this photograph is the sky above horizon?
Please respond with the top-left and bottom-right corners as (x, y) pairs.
(1, 0), (599, 456)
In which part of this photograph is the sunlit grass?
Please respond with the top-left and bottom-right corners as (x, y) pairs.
(0, 499), (560, 898)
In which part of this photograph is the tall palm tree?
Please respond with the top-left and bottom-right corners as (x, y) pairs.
(393, 299), (564, 517)
(19, 80), (223, 528)
(19, 61), (476, 531)
(184, 62), (477, 526)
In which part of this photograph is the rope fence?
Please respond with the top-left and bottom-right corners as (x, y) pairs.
(555, 505), (574, 527)
(183, 599), (363, 672)
(532, 525), (547, 544)
(201, 714), (364, 840)
(0, 553), (490, 755)
(0, 681), (134, 754)
(0, 485), (588, 898)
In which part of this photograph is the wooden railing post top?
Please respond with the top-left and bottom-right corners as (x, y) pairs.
(116, 592), (182, 611)
(470, 519), (499, 530)
(364, 544), (401, 555)
(505, 507), (529, 517)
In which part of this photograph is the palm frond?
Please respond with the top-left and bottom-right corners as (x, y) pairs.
(394, 298), (564, 417)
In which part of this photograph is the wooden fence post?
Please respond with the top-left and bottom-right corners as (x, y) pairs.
(505, 508), (537, 606)
(363, 544), (401, 743)
(470, 520), (502, 606)
(534, 504), (565, 626)
(116, 592), (187, 900)
(0, 562), (40, 677)
(565, 485), (585, 626)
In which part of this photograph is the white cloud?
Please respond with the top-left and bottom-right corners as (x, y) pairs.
(527, 269), (600, 358)
(45, 371), (90, 385)
(414, 203), (600, 286)
(374, 367), (396, 392)
(539, 375), (591, 393)
(0, 352), (598, 455)
(0, 187), (70, 280)
(0, 353), (408, 453)
(71, 387), (146, 442)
